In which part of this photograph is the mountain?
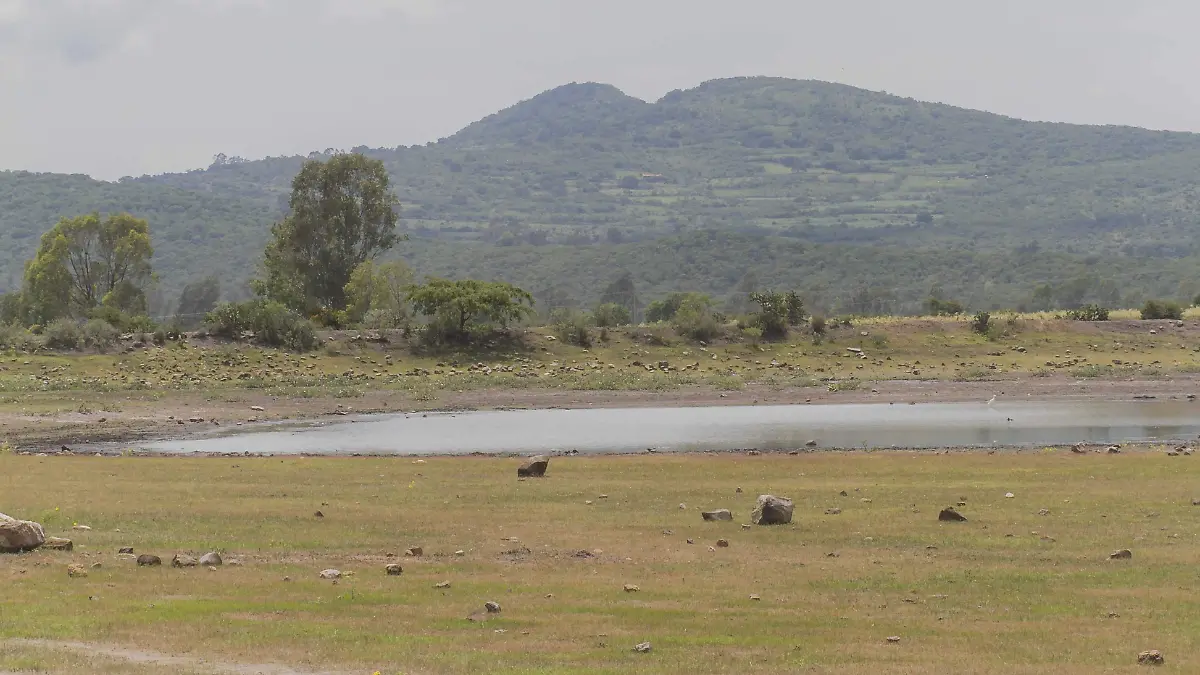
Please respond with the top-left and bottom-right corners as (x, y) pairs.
(4, 77), (1200, 313)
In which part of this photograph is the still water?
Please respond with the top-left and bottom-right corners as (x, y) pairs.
(133, 400), (1200, 456)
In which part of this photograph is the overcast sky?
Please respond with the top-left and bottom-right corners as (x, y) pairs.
(2, 0), (1198, 180)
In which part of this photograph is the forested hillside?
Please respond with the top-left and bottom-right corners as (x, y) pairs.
(5, 76), (1200, 313)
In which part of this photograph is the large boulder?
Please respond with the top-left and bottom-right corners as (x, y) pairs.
(517, 456), (549, 478)
(0, 512), (46, 553)
(702, 509), (733, 522)
(751, 495), (794, 525)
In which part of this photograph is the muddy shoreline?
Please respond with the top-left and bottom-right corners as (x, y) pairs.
(4, 375), (1198, 453)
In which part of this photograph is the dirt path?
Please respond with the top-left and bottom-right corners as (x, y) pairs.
(4, 375), (1198, 452)
(3, 639), (350, 675)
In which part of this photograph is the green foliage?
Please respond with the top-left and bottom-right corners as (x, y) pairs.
(176, 276), (221, 321)
(0, 292), (28, 325)
(646, 292), (706, 323)
(0, 323), (36, 351)
(927, 297), (965, 316)
(1140, 300), (1183, 320)
(971, 311), (991, 335)
(44, 318), (82, 349)
(11, 78), (1200, 312)
(598, 273), (640, 323)
(205, 300), (317, 351)
(748, 290), (804, 340)
(344, 260), (413, 328)
(551, 308), (593, 346)
(22, 212), (152, 322)
(592, 303), (631, 328)
(671, 294), (721, 342)
(258, 153), (403, 313)
(1064, 304), (1110, 321)
(86, 305), (155, 332)
(810, 315), (827, 335)
(82, 318), (120, 350)
(408, 278), (534, 343)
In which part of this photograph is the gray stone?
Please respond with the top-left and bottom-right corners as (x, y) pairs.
(517, 456), (549, 478)
(136, 554), (162, 566)
(319, 569), (342, 579)
(0, 512), (46, 553)
(633, 642), (652, 653)
(702, 509), (733, 522)
(751, 495), (794, 525)
(1109, 549), (1133, 560)
(199, 552), (222, 566)
(485, 601), (501, 613)
(385, 564), (403, 576)
(1138, 650), (1164, 665)
(172, 554), (198, 568)
(43, 537), (73, 551)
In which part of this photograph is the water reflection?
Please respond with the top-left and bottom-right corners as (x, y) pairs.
(132, 400), (1200, 456)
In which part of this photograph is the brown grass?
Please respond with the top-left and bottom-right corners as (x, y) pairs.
(2, 450), (1199, 673)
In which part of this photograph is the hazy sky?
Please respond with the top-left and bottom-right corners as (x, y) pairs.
(2, 0), (1198, 180)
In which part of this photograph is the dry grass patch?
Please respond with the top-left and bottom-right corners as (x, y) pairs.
(2, 452), (1199, 673)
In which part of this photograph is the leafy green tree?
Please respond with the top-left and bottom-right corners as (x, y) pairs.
(927, 297), (965, 316)
(176, 276), (221, 318)
(672, 294), (721, 342)
(599, 272), (640, 323)
(1141, 300), (1183, 320)
(257, 153), (402, 313)
(23, 212), (152, 322)
(592, 302), (630, 327)
(344, 260), (413, 327)
(408, 278), (534, 341)
(749, 290), (800, 339)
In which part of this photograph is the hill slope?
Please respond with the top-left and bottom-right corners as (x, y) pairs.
(4, 77), (1200, 310)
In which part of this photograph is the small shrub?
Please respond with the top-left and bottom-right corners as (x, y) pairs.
(0, 323), (37, 351)
(927, 297), (965, 316)
(1141, 300), (1183, 320)
(592, 303), (631, 328)
(45, 318), (82, 350)
(870, 333), (889, 349)
(672, 296), (721, 342)
(551, 308), (592, 347)
(82, 318), (120, 350)
(810, 315), (827, 335)
(206, 300), (317, 351)
(971, 311), (991, 335)
(1064, 304), (1110, 321)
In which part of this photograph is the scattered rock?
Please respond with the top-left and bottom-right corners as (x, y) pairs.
(0, 513), (46, 553)
(67, 564), (88, 578)
(1138, 650), (1164, 666)
(250, 405), (265, 412)
(314, 511), (324, 518)
(435, 581), (451, 589)
(623, 584), (640, 593)
(517, 456), (549, 478)
(405, 546), (423, 557)
(806, 440), (818, 447)
(702, 509), (733, 522)
(715, 539), (730, 548)
(573, 550), (594, 559)
(136, 554), (162, 567)
(171, 554), (198, 568)
(735, 487), (743, 494)
(751, 495), (794, 525)
(198, 552), (222, 567)
(1004, 492), (1015, 499)
(319, 569), (342, 579)
(825, 508), (842, 515)
(385, 564), (403, 576)
(886, 636), (901, 643)
(678, 503), (687, 510)
(485, 601), (501, 613)
(1107, 445), (1121, 454)
(749, 594), (761, 601)
(938, 508), (968, 522)
(1109, 549), (1133, 560)
(43, 537), (73, 551)
(72, 524), (92, 531)
(1037, 509), (1050, 516)
(633, 642), (652, 654)
(118, 547), (134, 555)
(455, 550), (465, 556)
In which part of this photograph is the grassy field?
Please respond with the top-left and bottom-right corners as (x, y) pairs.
(2, 313), (1199, 409)
(2, 451), (1199, 673)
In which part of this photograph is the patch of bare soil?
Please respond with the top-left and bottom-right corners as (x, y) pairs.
(2, 639), (349, 675)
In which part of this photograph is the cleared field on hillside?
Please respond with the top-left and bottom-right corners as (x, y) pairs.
(2, 451), (1198, 673)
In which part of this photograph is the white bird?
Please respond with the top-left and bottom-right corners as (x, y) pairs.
(987, 395), (997, 406)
